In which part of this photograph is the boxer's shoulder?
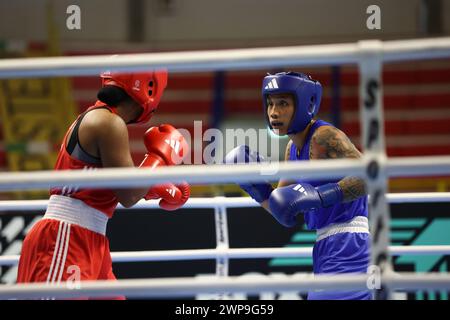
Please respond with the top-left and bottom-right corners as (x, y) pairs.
(310, 125), (360, 160)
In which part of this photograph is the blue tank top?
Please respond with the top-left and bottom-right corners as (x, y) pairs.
(289, 119), (368, 230)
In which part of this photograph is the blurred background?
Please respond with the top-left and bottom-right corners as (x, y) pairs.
(1, 0), (450, 198)
(0, 0), (450, 299)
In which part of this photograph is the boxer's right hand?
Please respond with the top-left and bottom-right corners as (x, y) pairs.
(224, 145), (273, 203)
(139, 124), (188, 169)
(139, 124), (191, 210)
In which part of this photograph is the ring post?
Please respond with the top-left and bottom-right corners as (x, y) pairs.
(214, 196), (231, 299)
(358, 40), (393, 300)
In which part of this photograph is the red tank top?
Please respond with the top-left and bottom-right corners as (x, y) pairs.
(50, 102), (119, 218)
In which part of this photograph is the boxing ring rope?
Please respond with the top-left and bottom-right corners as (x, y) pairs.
(2, 273), (450, 300)
(0, 192), (449, 211)
(0, 37), (449, 78)
(0, 156), (449, 191)
(0, 37), (450, 299)
(2, 246), (450, 267)
(1, 193), (449, 267)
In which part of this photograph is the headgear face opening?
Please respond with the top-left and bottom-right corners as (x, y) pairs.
(262, 71), (322, 134)
(100, 70), (168, 124)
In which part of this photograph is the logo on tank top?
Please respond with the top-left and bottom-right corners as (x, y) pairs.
(60, 166), (96, 196)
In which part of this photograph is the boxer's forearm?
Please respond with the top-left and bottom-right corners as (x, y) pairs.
(338, 176), (367, 202)
(310, 126), (367, 203)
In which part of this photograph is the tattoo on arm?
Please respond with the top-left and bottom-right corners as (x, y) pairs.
(338, 176), (367, 202)
(310, 126), (361, 160)
(310, 126), (367, 201)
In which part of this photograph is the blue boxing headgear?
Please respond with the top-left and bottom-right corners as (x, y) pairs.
(262, 72), (322, 134)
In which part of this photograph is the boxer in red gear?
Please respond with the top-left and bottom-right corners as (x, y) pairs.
(16, 70), (190, 299)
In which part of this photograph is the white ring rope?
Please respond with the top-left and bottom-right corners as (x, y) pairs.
(0, 37), (449, 78)
(0, 157), (449, 191)
(0, 193), (449, 266)
(1, 37), (450, 299)
(1, 272), (450, 299)
(1, 246), (450, 267)
(0, 193), (448, 212)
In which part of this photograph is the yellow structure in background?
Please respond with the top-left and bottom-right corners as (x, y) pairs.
(389, 177), (450, 193)
(0, 3), (77, 199)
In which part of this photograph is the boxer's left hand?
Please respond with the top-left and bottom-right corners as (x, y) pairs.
(268, 182), (343, 227)
(145, 181), (190, 211)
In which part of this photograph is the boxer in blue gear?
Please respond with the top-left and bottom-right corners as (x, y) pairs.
(225, 72), (371, 300)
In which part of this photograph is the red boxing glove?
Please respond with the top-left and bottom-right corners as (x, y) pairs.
(139, 124), (191, 210)
(139, 124), (189, 168)
(145, 182), (189, 211)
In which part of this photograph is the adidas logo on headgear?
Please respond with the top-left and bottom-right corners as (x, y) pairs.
(264, 78), (279, 90)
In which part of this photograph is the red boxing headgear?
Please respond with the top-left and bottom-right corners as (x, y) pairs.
(100, 69), (168, 123)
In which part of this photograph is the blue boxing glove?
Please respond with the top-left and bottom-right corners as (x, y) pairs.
(224, 145), (273, 203)
(268, 182), (343, 227)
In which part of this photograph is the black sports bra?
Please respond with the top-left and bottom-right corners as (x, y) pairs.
(65, 108), (111, 165)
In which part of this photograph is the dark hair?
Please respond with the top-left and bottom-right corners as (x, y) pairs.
(97, 85), (131, 106)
